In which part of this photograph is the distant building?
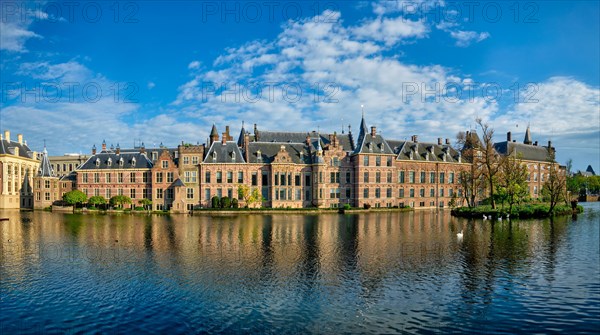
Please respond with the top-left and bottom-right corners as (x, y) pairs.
(0, 130), (39, 209)
(33, 146), (61, 209)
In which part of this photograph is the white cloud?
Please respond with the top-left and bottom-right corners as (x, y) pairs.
(449, 30), (490, 47)
(188, 61), (201, 69)
(0, 21), (41, 52)
(147, 81), (156, 89)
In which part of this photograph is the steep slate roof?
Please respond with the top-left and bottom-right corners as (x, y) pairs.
(586, 165), (596, 176)
(393, 141), (462, 163)
(0, 139), (35, 159)
(352, 116), (394, 155)
(494, 141), (551, 162)
(252, 130), (355, 153)
(79, 152), (154, 170)
(172, 178), (185, 187)
(524, 126), (533, 145)
(203, 141), (245, 163)
(38, 148), (55, 177)
(246, 142), (312, 164)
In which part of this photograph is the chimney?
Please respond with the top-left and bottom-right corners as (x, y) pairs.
(534, 141), (538, 146)
(370, 126), (376, 137)
(253, 123), (259, 141)
(140, 142), (146, 154)
(507, 131), (512, 142)
(305, 135), (311, 146)
(102, 140), (107, 151)
(17, 134), (23, 144)
(412, 135), (418, 143)
(116, 144), (120, 155)
(4, 130), (10, 142)
(445, 138), (450, 145)
(548, 140), (552, 150)
(437, 138), (442, 145)
(92, 144), (96, 155)
(244, 134), (250, 162)
(221, 132), (227, 145)
(225, 125), (231, 141)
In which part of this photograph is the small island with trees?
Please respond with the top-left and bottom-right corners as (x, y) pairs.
(450, 119), (583, 219)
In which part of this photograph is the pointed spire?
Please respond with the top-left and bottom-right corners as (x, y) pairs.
(237, 121), (246, 147)
(524, 125), (532, 145)
(354, 105), (369, 154)
(38, 144), (55, 178)
(210, 123), (218, 137)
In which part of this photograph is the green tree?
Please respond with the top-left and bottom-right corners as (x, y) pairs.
(109, 195), (132, 209)
(475, 118), (502, 209)
(542, 150), (566, 215)
(249, 188), (263, 208)
(448, 193), (458, 208)
(231, 198), (239, 208)
(88, 195), (107, 208)
(62, 190), (87, 207)
(499, 152), (529, 213)
(211, 196), (220, 208)
(138, 198), (152, 210)
(238, 184), (251, 207)
(220, 196), (231, 208)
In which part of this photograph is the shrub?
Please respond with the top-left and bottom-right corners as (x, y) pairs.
(220, 196), (231, 208)
(363, 203), (371, 209)
(231, 198), (239, 209)
(211, 196), (220, 208)
(343, 204), (351, 210)
(134, 206), (145, 211)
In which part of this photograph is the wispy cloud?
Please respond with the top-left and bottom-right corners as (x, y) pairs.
(449, 30), (491, 47)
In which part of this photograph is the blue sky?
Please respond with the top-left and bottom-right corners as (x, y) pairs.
(1, 0), (599, 171)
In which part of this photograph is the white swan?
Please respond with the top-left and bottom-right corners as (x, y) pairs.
(506, 214), (510, 219)
(498, 216), (502, 221)
(483, 214), (488, 220)
(457, 230), (464, 238)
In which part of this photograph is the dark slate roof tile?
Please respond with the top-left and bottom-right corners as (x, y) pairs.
(494, 141), (551, 162)
(78, 152), (153, 170)
(203, 142), (245, 163)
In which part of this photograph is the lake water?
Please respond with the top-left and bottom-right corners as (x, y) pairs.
(1, 204), (599, 334)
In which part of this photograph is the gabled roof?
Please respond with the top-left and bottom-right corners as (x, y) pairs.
(246, 142), (312, 164)
(171, 178), (185, 187)
(393, 141), (462, 163)
(38, 147), (55, 177)
(203, 141), (245, 163)
(494, 141), (551, 162)
(0, 139), (35, 159)
(354, 133), (395, 155)
(78, 152), (153, 170)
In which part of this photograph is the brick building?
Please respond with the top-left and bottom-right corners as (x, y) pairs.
(0, 130), (39, 209)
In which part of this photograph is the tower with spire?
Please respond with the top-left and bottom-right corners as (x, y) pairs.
(524, 125), (533, 145)
(33, 143), (61, 209)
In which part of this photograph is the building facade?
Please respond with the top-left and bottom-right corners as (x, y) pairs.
(0, 130), (39, 209)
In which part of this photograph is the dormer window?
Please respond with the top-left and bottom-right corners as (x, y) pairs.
(131, 157), (136, 166)
(107, 158), (112, 166)
(119, 157), (124, 166)
(95, 158), (100, 166)
(257, 150), (262, 162)
(409, 151), (414, 160)
(231, 151), (236, 162)
(212, 151), (217, 162)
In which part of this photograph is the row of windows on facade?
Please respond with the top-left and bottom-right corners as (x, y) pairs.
(51, 163), (79, 172)
(202, 186), (462, 202)
(81, 187), (195, 200)
(81, 171), (197, 183)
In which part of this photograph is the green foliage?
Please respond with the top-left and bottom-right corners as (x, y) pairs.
(138, 198), (152, 206)
(109, 195), (132, 209)
(220, 196), (231, 208)
(62, 190), (87, 206)
(134, 206), (145, 211)
(238, 185), (263, 208)
(88, 195), (107, 206)
(211, 196), (220, 208)
(449, 193), (458, 208)
(452, 202), (581, 219)
(343, 203), (351, 210)
(231, 198), (239, 209)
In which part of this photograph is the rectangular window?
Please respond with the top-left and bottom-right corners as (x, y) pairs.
(364, 188), (369, 199)
(346, 188), (351, 199)
(106, 173), (111, 183)
(440, 188), (444, 197)
(143, 189), (150, 200)
(409, 171), (415, 183)
(386, 188), (392, 198)
(439, 172), (445, 184)
(262, 172), (269, 186)
(295, 174), (301, 186)
(216, 171), (222, 183)
(45, 192), (50, 201)
(376, 156), (381, 166)
(364, 172), (369, 183)
(205, 171), (211, 183)
(449, 189), (454, 197)
(192, 156), (199, 164)
(305, 174), (311, 187)
(376, 172), (381, 183)
(183, 156), (189, 165)
(228, 188), (233, 199)
(83, 173), (88, 183)
(363, 156), (369, 166)
(166, 189), (173, 199)
(420, 189), (425, 197)
(238, 172), (243, 183)
(420, 172), (426, 183)
(94, 189), (100, 196)
(157, 189), (163, 199)
(118, 173), (124, 183)
(410, 189), (415, 197)
(227, 171), (233, 183)
(430, 172), (435, 183)
(45, 180), (51, 189)
(252, 173), (258, 186)
(130, 188), (136, 199)
(143, 172), (149, 183)
(430, 188), (435, 197)
(106, 189), (111, 198)
(387, 172), (392, 183)
(449, 172), (455, 184)
(167, 172), (174, 183)
(130, 172), (136, 183)
(296, 189), (302, 201)
(387, 157), (393, 167)
(330, 172), (335, 183)
(399, 189), (404, 198)
(261, 187), (269, 200)
(399, 171), (405, 183)
(280, 173), (286, 186)
(162, 161), (168, 168)
(118, 188), (123, 196)
(346, 172), (351, 184)
(156, 172), (163, 183)
(94, 173), (100, 183)
(205, 188), (210, 201)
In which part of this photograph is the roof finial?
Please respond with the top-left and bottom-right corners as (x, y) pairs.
(361, 104), (364, 118)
